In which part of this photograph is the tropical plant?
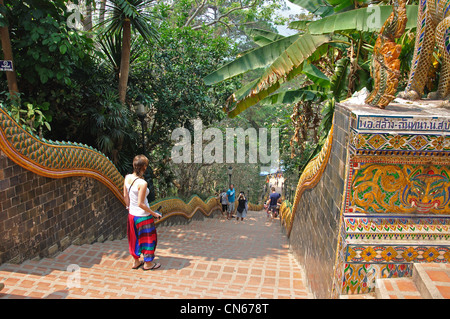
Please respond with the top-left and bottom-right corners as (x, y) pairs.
(1, 91), (52, 136)
(98, 0), (159, 104)
(97, 30), (143, 80)
(204, 0), (420, 176)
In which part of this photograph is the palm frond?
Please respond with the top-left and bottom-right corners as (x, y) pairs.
(98, 0), (159, 42)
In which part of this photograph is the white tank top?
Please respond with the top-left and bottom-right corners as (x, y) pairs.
(126, 175), (150, 217)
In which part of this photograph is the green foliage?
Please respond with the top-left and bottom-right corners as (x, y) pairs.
(4, 1), (94, 87)
(3, 0), (421, 200)
(1, 92), (52, 136)
(99, 0), (159, 41)
(97, 30), (143, 78)
(0, 0), (98, 144)
(203, 0), (420, 184)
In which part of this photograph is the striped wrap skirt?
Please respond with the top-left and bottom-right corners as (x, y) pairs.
(127, 214), (157, 262)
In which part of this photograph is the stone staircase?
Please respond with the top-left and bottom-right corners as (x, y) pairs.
(0, 211), (314, 299)
(376, 263), (450, 299)
(342, 263), (450, 299)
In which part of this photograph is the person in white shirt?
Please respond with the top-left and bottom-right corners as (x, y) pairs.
(219, 189), (228, 217)
(124, 155), (162, 271)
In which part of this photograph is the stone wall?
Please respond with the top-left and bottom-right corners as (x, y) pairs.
(288, 104), (351, 298)
(332, 101), (450, 297)
(288, 100), (450, 298)
(0, 149), (126, 264)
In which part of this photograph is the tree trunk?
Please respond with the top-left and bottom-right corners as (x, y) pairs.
(83, 0), (93, 31)
(0, 0), (19, 98)
(99, 0), (106, 23)
(118, 19), (131, 104)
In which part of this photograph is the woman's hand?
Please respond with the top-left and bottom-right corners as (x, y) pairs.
(153, 211), (162, 219)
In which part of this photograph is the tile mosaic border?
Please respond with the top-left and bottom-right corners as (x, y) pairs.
(341, 263), (414, 295)
(349, 129), (450, 153)
(345, 244), (450, 263)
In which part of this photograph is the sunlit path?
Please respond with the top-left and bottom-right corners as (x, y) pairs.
(0, 210), (313, 299)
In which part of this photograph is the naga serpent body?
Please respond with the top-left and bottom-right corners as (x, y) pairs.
(399, 0), (450, 100)
(366, 0), (407, 108)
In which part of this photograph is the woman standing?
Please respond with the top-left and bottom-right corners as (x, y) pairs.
(236, 192), (247, 221)
(124, 155), (162, 270)
(220, 189), (228, 217)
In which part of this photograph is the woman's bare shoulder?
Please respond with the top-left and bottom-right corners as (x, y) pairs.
(137, 178), (148, 187)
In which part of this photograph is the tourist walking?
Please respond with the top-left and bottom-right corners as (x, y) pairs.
(227, 184), (236, 220)
(219, 189), (228, 217)
(124, 155), (162, 271)
(236, 192), (247, 221)
(268, 187), (281, 219)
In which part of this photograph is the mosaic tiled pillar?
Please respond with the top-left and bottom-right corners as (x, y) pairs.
(332, 101), (450, 297)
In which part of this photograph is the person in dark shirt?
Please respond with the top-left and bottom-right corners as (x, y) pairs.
(236, 192), (247, 221)
(268, 187), (281, 218)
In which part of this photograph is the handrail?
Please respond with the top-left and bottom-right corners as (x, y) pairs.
(0, 106), (125, 203)
(280, 124), (334, 236)
(0, 106), (261, 223)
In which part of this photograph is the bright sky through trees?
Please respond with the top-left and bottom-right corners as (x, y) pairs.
(276, 1), (305, 36)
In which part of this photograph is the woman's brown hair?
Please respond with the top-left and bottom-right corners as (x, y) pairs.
(133, 155), (149, 177)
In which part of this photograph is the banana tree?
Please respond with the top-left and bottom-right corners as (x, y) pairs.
(204, 1), (419, 119)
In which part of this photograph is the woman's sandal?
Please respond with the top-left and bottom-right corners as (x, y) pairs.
(143, 262), (161, 271)
(132, 261), (144, 270)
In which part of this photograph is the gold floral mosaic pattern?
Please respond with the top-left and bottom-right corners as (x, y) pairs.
(350, 130), (450, 152)
(347, 160), (450, 215)
(346, 244), (450, 263)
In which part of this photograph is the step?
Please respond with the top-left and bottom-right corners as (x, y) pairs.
(339, 292), (376, 299)
(0, 211), (314, 299)
(412, 263), (450, 299)
(0, 240), (312, 299)
(375, 263), (450, 299)
(376, 277), (422, 299)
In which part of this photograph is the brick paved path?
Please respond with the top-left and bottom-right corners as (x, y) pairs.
(0, 210), (313, 299)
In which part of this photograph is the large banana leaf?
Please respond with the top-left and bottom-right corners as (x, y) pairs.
(288, 0), (378, 16)
(302, 63), (330, 88)
(258, 85), (328, 106)
(206, 2), (418, 118)
(256, 33), (329, 91)
(203, 34), (300, 86)
(225, 33), (330, 118)
(293, 5), (418, 34)
(246, 28), (286, 47)
(288, 0), (335, 17)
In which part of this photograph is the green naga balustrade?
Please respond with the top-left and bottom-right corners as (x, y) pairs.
(0, 105), (267, 222)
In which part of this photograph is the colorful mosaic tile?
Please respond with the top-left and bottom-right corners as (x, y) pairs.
(341, 263), (414, 295)
(344, 155), (450, 215)
(331, 102), (450, 298)
(344, 216), (450, 240)
(350, 130), (450, 153)
(345, 244), (450, 263)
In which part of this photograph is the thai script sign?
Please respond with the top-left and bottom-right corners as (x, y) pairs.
(0, 60), (13, 71)
(356, 115), (450, 133)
